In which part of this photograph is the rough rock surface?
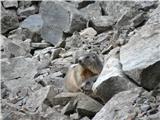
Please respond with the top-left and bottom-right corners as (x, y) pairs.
(40, 1), (87, 45)
(1, 1), (160, 120)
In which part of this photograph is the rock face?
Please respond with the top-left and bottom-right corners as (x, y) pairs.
(1, 8), (19, 34)
(92, 48), (136, 102)
(120, 13), (160, 90)
(92, 88), (141, 120)
(3, 1), (18, 8)
(40, 1), (87, 45)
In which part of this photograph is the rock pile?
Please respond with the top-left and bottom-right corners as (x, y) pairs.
(1, 1), (160, 120)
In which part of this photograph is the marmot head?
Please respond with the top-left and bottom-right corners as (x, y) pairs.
(78, 53), (103, 74)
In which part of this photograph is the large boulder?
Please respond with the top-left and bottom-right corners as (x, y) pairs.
(1, 6), (19, 34)
(24, 85), (59, 112)
(90, 16), (115, 33)
(40, 1), (87, 45)
(120, 6), (160, 90)
(21, 14), (43, 42)
(1, 35), (31, 58)
(92, 88), (142, 120)
(92, 48), (137, 102)
(1, 56), (39, 92)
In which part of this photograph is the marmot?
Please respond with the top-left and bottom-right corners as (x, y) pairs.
(64, 53), (103, 92)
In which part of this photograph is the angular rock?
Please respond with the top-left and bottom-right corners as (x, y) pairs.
(1, 56), (39, 92)
(21, 14), (43, 42)
(80, 2), (102, 19)
(1, 8), (19, 34)
(18, 1), (32, 9)
(92, 47), (137, 102)
(3, 1), (18, 8)
(61, 101), (76, 115)
(90, 16), (115, 33)
(17, 5), (38, 17)
(1, 35), (31, 58)
(40, 1), (87, 45)
(76, 93), (103, 118)
(31, 42), (51, 49)
(80, 27), (97, 38)
(100, 1), (135, 20)
(92, 88), (142, 120)
(120, 22), (160, 90)
(24, 85), (58, 112)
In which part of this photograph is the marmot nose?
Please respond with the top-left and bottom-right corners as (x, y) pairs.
(78, 58), (83, 64)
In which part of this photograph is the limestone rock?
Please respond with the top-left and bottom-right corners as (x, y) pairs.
(120, 22), (160, 90)
(40, 1), (87, 45)
(93, 48), (137, 102)
(92, 88), (142, 120)
(3, 1), (18, 8)
(1, 8), (19, 34)
(21, 14), (43, 42)
(24, 85), (58, 112)
(90, 16), (115, 33)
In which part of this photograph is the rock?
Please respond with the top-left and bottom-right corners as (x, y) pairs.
(70, 113), (79, 120)
(40, 1), (87, 45)
(17, 5), (38, 17)
(52, 92), (80, 106)
(90, 16), (115, 33)
(33, 47), (62, 61)
(24, 85), (58, 112)
(147, 4), (160, 25)
(100, 1), (136, 20)
(18, 1), (32, 9)
(92, 88), (141, 120)
(80, 2), (102, 20)
(80, 27), (97, 38)
(1, 8), (19, 34)
(92, 47), (137, 102)
(120, 22), (160, 90)
(76, 93), (103, 118)
(31, 42), (51, 49)
(81, 116), (90, 120)
(68, 0), (95, 9)
(3, 1), (18, 8)
(1, 35), (31, 58)
(116, 8), (145, 29)
(21, 14), (43, 42)
(61, 101), (76, 115)
(1, 56), (39, 92)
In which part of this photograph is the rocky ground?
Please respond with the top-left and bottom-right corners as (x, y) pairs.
(1, 0), (160, 120)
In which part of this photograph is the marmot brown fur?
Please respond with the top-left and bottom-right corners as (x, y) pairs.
(64, 53), (103, 92)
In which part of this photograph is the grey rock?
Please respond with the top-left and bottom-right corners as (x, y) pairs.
(80, 2), (102, 20)
(90, 16), (115, 33)
(80, 117), (90, 120)
(1, 8), (19, 34)
(18, 1), (32, 9)
(68, 0), (94, 9)
(61, 101), (76, 115)
(92, 88), (141, 120)
(147, 4), (160, 25)
(120, 22), (160, 90)
(141, 104), (151, 112)
(70, 113), (79, 120)
(40, 1), (87, 45)
(31, 42), (51, 49)
(76, 93), (103, 118)
(1, 56), (39, 92)
(17, 6), (38, 17)
(100, 1), (136, 20)
(21, 14), (43, 42)
(79, 27), (97, 38)
(52, 92), (81, 106)
(3, 1), (18, 8)
(93, 47), (137, 102)
(1, 35), (31, 58)
(24, 85), (58, 112)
